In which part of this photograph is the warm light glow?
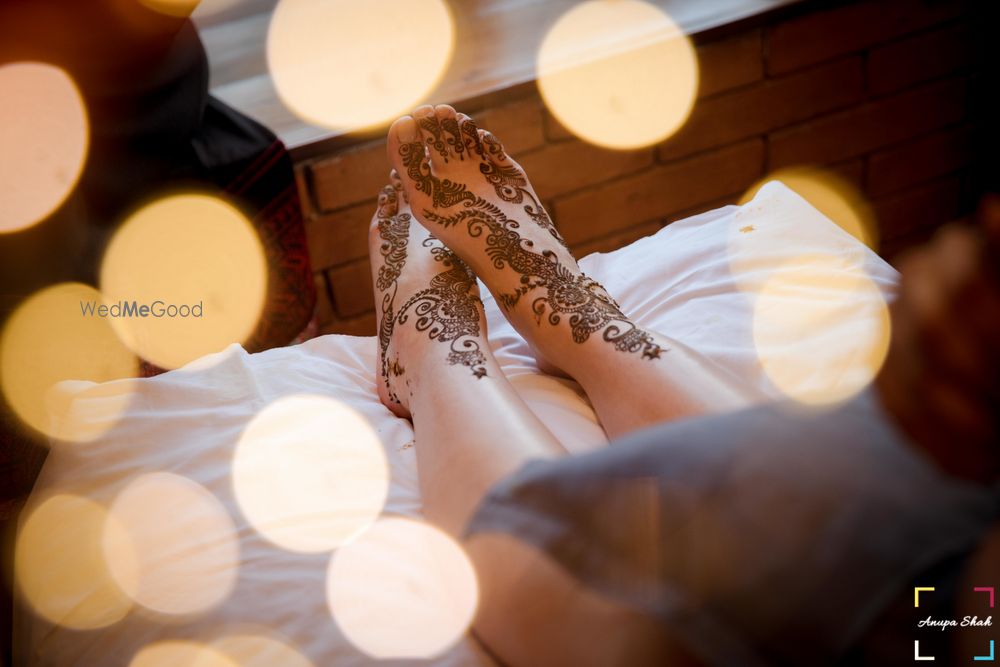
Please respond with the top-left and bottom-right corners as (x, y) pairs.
(537, 0), (698, 150)
(752, 253), (891, 405)
(15, 495), (133, 629)
(740, 167), (878, 249)
(100, 193), (267, 370)
(233, 395), (388, 553)
(0, 62), (89, 234)
(0, 283), (138, 441)
(326, 517), (479, 659)
(138, 0), (201, 17)
(129, 641), (237, 667)
(103, 472), (239, 617)
(267, 0), (455, 131)
(212, 634), (315, 667)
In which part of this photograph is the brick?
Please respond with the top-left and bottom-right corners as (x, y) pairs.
(659, 57), (863, 161)
(317, 311), (377, 338)
(294, 165), (314, 217)
(828, 159), (866, 189)
(873, 174), (964, 241)
(312, 273), (336, 330)
(572, 220), (664, 259)
(310, 140), (390, 212)
(555, 139), (764, 245)
(473, 98), (546, 156)
(328, 260), (374, 318)
(305, 199), (375, 270)
(541, 32), (765, 145)
(573, 193), (741, 257)
(867, 21), (975, 97)
(867, 124), (975, 197)
(769, 76), (968, 168)
(663, 194), (743, 225)
(543, 109), (575, 143)
(517, 141), (653, 200)
(696, 30), (764, 98)
(767, 0), (965, 75)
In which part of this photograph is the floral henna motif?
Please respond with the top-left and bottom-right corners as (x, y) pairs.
(396, 239), (488, 379)
(402, 139), (661, 360)
(376, 189), (488, 398)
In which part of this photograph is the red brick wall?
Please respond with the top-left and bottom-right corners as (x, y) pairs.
(297, 0), (982, 337)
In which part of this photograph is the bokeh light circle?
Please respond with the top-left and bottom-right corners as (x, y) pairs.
(15, 494), (133, 629)
(100, 193), (267, 370)
(103, 472), (239, 617)
(751, 253), (891, 405)
(129, 641), (237, 667)
(212, 634), (315, 667)
(267, 0), (455, 131)
(740, 167), (879, 249)
(233, 394), (389, 553)
(137, 0), (201, 17)
(0, 283), (138, 441)
(326, 517), (479, 659)
(0, 62), (89, 234)
(537, 0), (698, 149)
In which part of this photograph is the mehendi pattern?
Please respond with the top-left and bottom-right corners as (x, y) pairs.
(399, 134), (662, 361)
(375, 186), (487, 407)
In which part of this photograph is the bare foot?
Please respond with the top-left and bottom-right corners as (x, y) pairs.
(369, 173), (490, 418)
(386, 104), (663, 376)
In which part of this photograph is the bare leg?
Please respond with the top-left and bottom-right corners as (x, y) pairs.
(369, 175), (565, 534)
(368, 177), (694, 665)
(386, 105), (751, 439)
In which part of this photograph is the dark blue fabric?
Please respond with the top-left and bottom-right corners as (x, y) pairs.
(468, 389), (999, 666)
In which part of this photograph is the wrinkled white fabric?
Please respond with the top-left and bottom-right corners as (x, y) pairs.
(16, 182), (898, 666)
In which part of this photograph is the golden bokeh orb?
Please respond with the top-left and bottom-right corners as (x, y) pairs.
(751, 253), (891, 405)
(740, 167), (878, 249)
(100, 193), (267, 370)
(212, 634), (315, 667)
(0, 62), (89, 234)
(0, 283), (138, 442)
(137, 0), (201, 17)
(15, 494), (133, 629)
(537, 0), (698, 150)
(326, 517), (479, 659)
(267, 0), (455, 132)
(129, 641), (238, 667)
(233, 395), (389, 553)
(103, 472), (240, 617)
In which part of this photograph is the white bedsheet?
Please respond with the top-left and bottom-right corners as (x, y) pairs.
(15, 182), (899, 666)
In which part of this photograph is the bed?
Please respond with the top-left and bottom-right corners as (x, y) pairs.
(13, 182), (898, 666)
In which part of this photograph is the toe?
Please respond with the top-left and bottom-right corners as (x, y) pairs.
(369, 185), (394, 246)
(413, 105), (450, 168)
(387, 115), (429, 191)
(457, 113), (485, 158)
(389, 169), (408, 203)
(434, 105), (466, 161)
(389, 114), (420, 145)
(376, 183), (398, 219)
(479, 129), (508, 164)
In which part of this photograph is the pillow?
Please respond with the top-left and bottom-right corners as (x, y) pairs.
(15, 182), (899, 666)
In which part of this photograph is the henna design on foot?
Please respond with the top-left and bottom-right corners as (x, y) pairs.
(374, 184), (487, 408)
(396, 135), (662, 361)
(395, 238), (488, 379)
